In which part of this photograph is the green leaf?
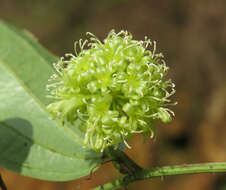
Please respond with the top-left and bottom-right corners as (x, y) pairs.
(0, 21), (102, 181)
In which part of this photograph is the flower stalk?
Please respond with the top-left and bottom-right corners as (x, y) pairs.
(104, 146), (142, 175)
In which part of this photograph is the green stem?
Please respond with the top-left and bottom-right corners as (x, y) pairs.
(104, 147), (142, 175)
(92, 162), (226, 190)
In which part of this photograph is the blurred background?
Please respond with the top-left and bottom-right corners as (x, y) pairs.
(1, 0), (226, 189)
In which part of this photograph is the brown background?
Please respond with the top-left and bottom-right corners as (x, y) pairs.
(1, 0), (226, 189)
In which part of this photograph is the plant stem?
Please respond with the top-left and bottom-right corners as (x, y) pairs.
(0, 174), (7, 190)
(92, 162), (226, 190)
(104, 147), (142, 175)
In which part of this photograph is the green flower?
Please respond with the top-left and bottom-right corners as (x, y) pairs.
(47, 30), (176, 152)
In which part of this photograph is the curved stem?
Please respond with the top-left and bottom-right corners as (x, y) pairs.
(92, 162), (226, 190)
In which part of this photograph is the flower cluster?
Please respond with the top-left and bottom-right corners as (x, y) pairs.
(47, 30), (176, 152)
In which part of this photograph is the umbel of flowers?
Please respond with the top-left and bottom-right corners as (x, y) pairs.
(47, 30), (176, 152)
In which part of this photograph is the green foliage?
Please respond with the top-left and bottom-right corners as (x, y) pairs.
(47, 30), (176, 152)
(0, 21), (102, 181)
